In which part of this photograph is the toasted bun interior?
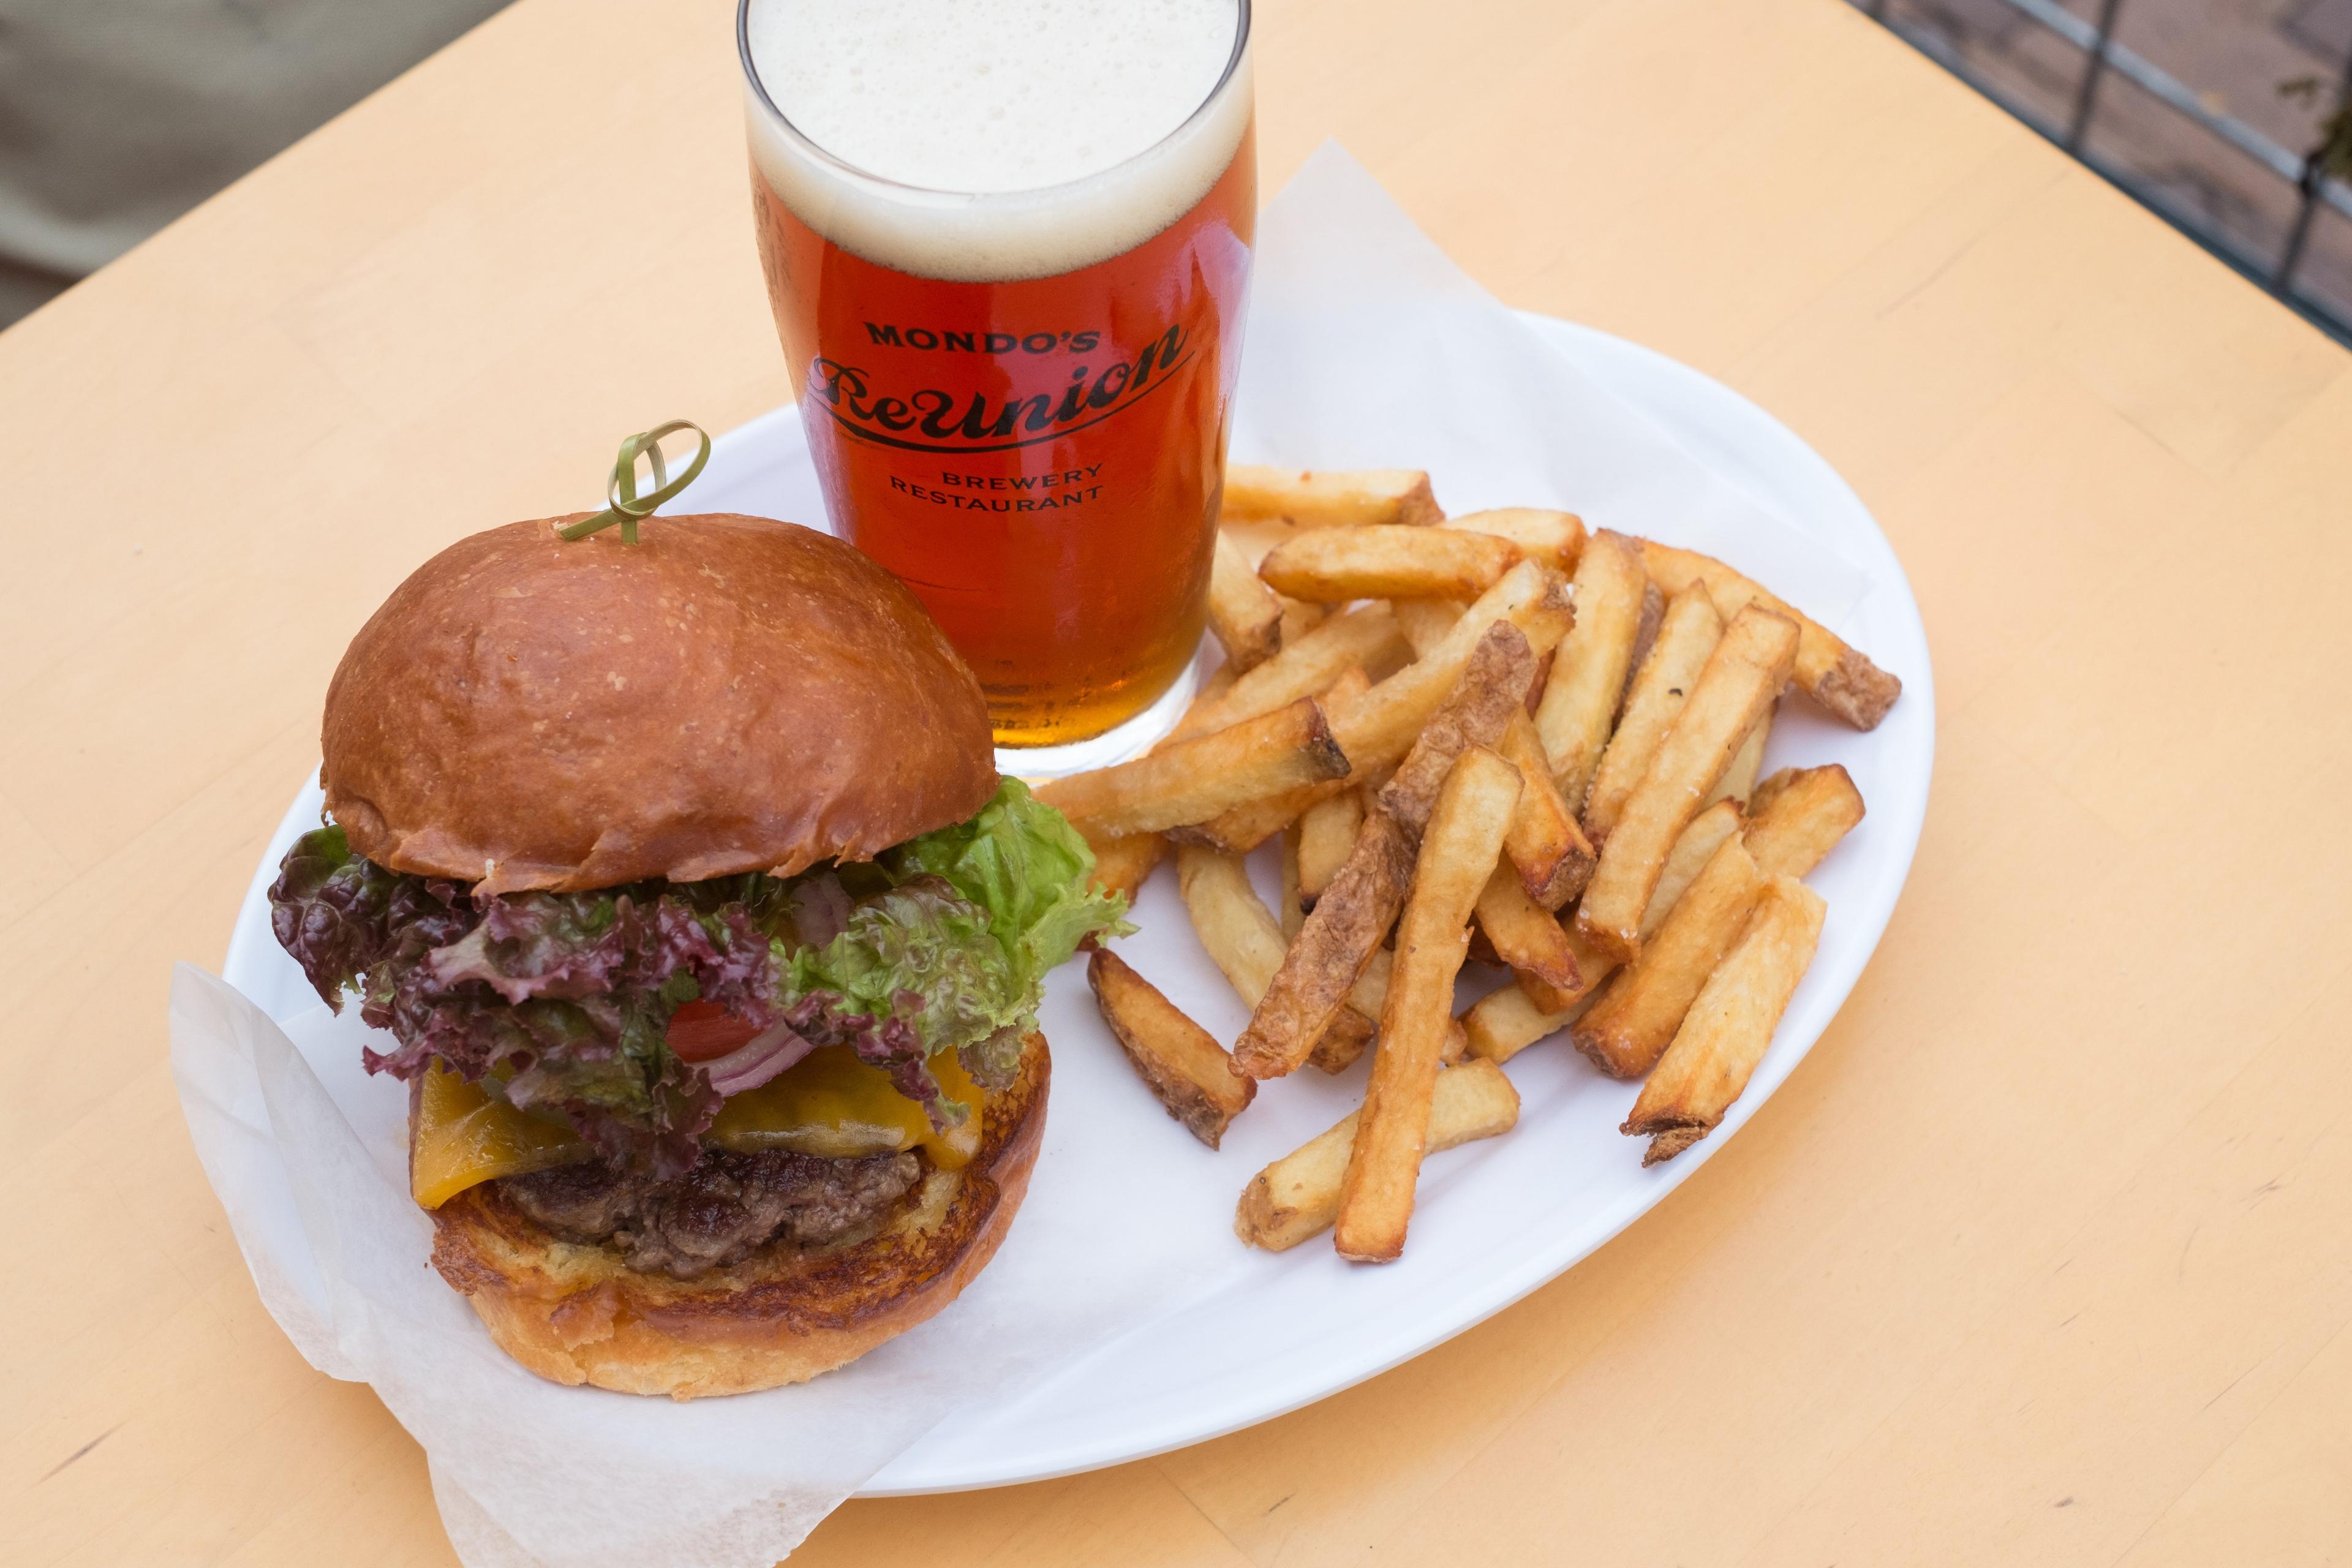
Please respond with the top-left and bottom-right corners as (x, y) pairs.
(426, 1032), (1049, 1399)
(322, 513), (997, 895)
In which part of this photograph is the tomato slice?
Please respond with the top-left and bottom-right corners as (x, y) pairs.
(665, 1000), (763, 1063)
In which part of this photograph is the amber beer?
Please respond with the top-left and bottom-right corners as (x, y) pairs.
(739, 0), (1255, 751)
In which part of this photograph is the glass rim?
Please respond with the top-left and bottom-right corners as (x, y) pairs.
(736, 0), (1253, 205)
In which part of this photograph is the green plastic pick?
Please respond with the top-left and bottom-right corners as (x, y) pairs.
(557, 420), (712, 543)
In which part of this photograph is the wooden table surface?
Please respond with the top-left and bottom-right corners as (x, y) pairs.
(9, 0), (2352, 1561)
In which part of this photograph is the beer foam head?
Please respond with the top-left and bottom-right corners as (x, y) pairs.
(742, 0), (1250, 282)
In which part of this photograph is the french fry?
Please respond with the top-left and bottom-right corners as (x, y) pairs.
(1235, 1060), (1519, 1250)
(1232, 812), (1416, 1079)
(1639, 538), (1901, 729)
(1186, 661), (1238, 718)
(1462, 980), (1595, 1064)
(1168, 780), (1346, 859)
(1570, 760), (1856, 1078)
(1374, 622), (1540, 834)
(1296, 786), (1365, 905)
(1087, 948), (1255, 1148)
(1351, 942), (1393, 1019)
(1177, 842), (1378, 1071)
(1623, 875), (1826, 1163)
(1583, 583), (1725, 840)
(1277, 594), (1327, 650)
(1178, 844), (1288, 1005)
(1261, 526), (1520, 603)
(1223, 465), (1442, 529)
(1084, 827), (1165, 903)
(1364, 940), (1468, 1062)
(1168, 669), (1373, 853)
(1170, 603), (1404, 742)
(1335, 747), (1521, 1261)
(1642, 797), (1748, 931)
(1037, 696), (1349, 837)
(1346, 944), (1469, 1065)
(1208, 531), (1283, 671)
(1523, 794), (1751, 1006)
(1525, 646), (1553, 716)
(1328, 559), (1572, 780)
(1748, 764), (1811, 816)
(1472, 798), (1746, 1057)
(1212, 900), (1433, 1079)
(1575, 605), (1798, 964)
(1625, 578), (1665, 706)
(1704, 707), (1773, 811)
(1306, 1006), (1374, 1074)
(1531, 529), (1649, 807)
(1572, 835), (1768, 1079)
(1498, 711), (1594, 908)
(1280, 825), (1305, 941)
(1509, 926), (1608, 1017)
(1149, 666), (1242, 774)
(1474, 863), (1582, 992)
(1392, 596), (1465, 657)
(1744, 764), (1866, 877)
(1444, 508), (1586, 571)
(1641, 1127), (1709, 1163)
(1170, 786), (1333, 854)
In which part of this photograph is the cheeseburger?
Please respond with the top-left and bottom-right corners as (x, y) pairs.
(268, 511), (1123, 1398)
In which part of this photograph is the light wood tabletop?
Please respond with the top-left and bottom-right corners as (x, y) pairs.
(8, 0), (2351, 1562)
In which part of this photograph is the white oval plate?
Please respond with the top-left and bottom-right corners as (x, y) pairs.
(223, 311), (1932, 1496)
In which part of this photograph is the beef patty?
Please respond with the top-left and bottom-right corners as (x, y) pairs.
(497, 1147), (923, 1280)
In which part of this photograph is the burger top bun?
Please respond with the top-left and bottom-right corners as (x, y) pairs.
(321, 513), (997, 895)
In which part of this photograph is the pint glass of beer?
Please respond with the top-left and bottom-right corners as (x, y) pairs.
(739, 0), (1255, 761)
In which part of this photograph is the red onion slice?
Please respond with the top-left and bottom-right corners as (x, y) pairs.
(701, 1020), (817, 1098)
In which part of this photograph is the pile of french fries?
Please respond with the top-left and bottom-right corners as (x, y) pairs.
(1044, 463), (1898, 1263)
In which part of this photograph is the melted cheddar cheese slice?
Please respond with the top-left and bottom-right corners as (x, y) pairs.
(410, 1062), (588, 1210)
(709, 1045), (985, 1169)
(409, 1047), (986, 1209)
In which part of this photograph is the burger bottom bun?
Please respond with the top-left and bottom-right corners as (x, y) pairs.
(426, 1032), (1049, 1400)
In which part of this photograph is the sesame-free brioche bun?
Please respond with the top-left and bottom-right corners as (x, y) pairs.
(427, 1031), (1049, 1400)
(320, 513), (997, 897)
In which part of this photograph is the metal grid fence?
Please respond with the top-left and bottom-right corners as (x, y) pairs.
(1856, 0), (2352, 345)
